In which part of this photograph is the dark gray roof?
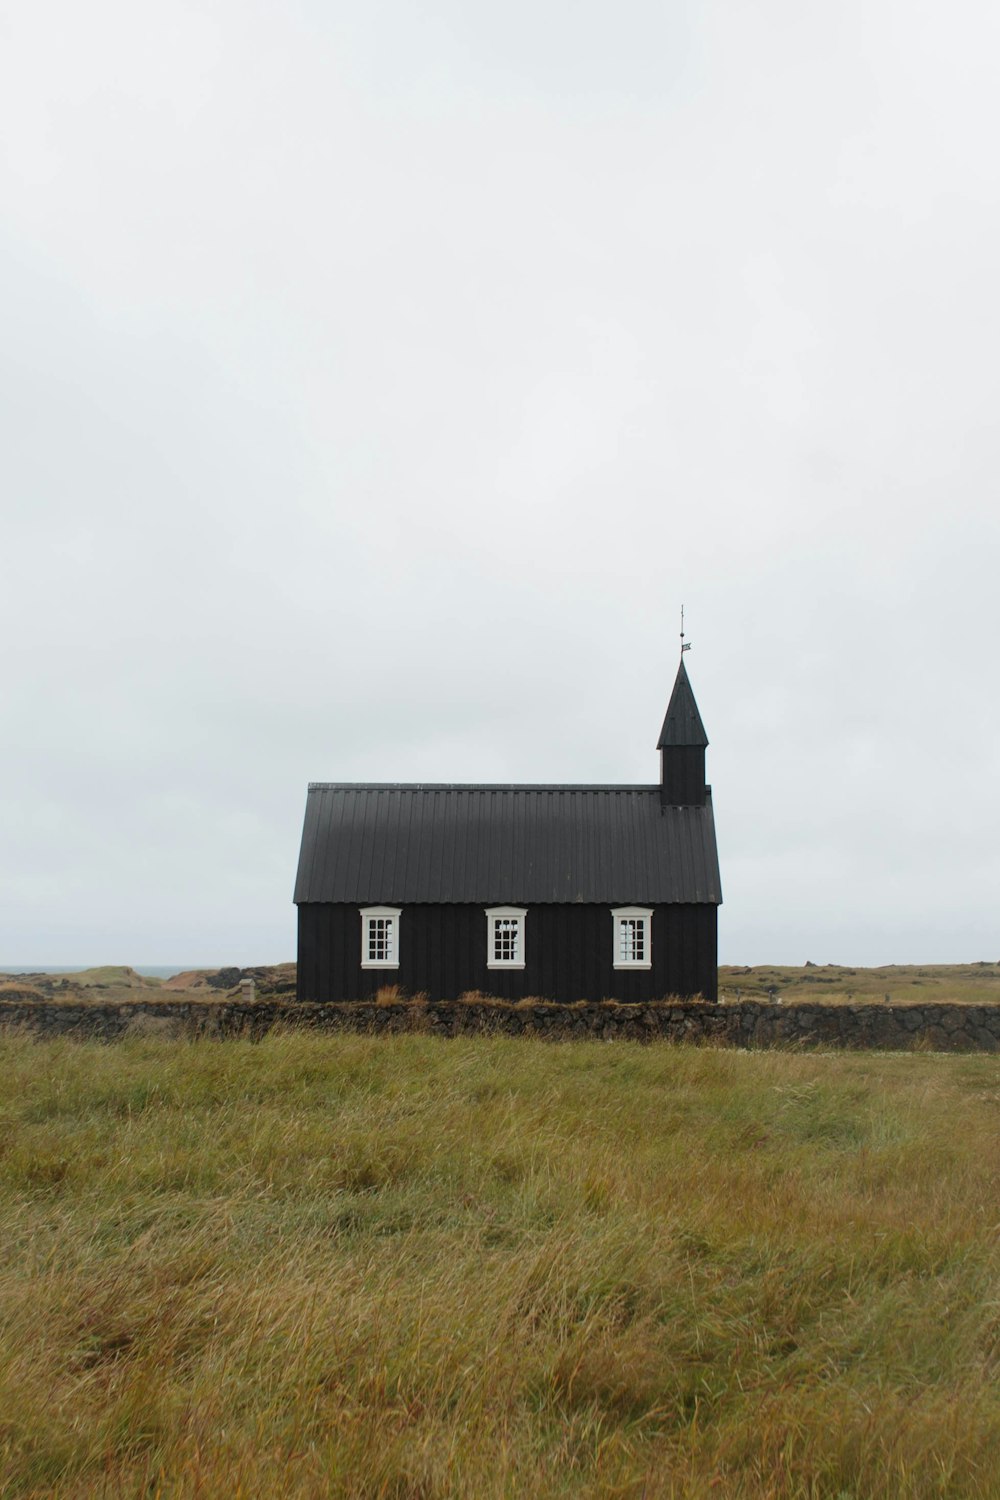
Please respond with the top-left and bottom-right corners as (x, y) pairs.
(294, 784), (722, 906)
(657, 658), (708, 748)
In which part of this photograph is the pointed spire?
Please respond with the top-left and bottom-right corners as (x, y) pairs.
(657, 657), (708, 749)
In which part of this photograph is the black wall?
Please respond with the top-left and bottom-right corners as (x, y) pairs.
(297, 903), (718, 1004)
(660, 746), (706, 807)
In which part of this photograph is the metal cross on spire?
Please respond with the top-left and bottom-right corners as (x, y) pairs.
(680, 605), (691, 654)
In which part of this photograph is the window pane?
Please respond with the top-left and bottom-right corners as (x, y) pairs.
(617, 916), (647, 964)
(366, 915), (396, 963)
(492, 916), (521, 962)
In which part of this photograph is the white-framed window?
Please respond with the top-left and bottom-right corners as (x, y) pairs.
(360, 906), (401, 968)
(612, 907), (652, 969)
(485, 907), (526, 969)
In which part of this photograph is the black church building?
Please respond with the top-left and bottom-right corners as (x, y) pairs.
(294, 658), (721, 1003)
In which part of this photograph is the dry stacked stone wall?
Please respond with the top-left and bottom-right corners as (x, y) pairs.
(1, 998), (999, 1049)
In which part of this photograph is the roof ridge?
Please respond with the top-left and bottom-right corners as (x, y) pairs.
(306, 782), (665, 792)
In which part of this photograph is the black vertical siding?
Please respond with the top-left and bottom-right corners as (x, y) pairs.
(659, 747), (706, 807)
(297, 903), (717, 1004)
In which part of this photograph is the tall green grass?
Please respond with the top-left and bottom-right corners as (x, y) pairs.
(2, 1033), (1000, 1497)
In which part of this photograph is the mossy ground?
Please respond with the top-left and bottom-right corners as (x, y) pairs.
(2, 1033), (1000, 1497)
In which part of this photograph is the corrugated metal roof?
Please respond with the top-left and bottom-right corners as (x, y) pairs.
(657, 658), (708, 748)
(294, 784), (722, 906)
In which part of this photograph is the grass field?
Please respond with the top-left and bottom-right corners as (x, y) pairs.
(3, 1033), (1000, 1497)
(718, 962), (1000, 1006)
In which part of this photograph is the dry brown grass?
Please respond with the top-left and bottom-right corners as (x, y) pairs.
(373, 983), (407, 1005)
(720, 961), (1000, 1005)
(372, 986), (430, 1010)
(0, 982), (46, 1000)
(3, 1033), (1000, 1496)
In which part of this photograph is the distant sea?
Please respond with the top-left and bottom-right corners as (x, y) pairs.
(0, 965), (191, 980)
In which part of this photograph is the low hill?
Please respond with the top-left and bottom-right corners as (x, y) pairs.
(4, 962), (999, 1007)
(0, 964), (297, 1004)
(719, 961), (1000, 1005)
(161, 963), (297, 996)
(0, 966), (161, 999)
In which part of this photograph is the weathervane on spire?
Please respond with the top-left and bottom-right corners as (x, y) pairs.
(680, 605), (691, 654)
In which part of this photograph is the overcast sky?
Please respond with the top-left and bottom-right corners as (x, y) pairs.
(2, 0), (998, 969)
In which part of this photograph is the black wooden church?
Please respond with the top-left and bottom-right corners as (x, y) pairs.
(294, 657), (721, 1003)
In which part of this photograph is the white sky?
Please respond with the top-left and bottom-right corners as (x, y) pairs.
(2, 0), (998, 967)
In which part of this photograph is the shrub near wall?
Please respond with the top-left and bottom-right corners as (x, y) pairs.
(0, 998), (999, 1049)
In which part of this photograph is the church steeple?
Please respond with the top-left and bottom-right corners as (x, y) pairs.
(657, 657), (708, 806)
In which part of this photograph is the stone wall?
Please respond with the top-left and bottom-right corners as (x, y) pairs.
(1, 997), (999, 1049)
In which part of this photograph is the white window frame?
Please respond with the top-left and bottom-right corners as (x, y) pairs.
(612, 907), (652, 970)
(485, 906), (527, 970)
(360, 906), (401, 969)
